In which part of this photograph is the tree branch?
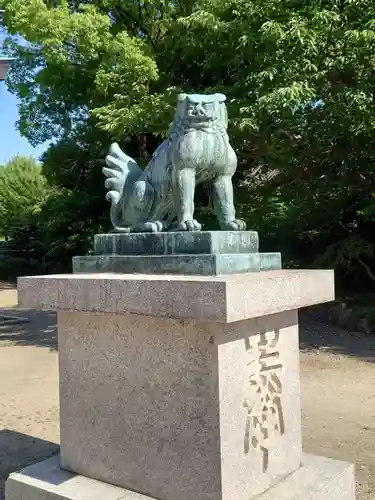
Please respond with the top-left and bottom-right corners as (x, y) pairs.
(118, 6), (157, 51)
(357, 256), (375, 281)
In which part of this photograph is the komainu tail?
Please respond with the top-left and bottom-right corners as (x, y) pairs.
(103, 143), (143, 232)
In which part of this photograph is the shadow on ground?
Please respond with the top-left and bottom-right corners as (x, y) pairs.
(0, 310), (57, 350)
(0, 281), (16, 290)
(300, 311), (375, 363)
(1, 305), (374, 361)
(0, 429), (59, 499)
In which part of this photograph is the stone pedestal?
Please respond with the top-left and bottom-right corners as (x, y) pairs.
(7, 269), (356, 500)
(73, 232), (282, 275)
(6, 454), (355, 500)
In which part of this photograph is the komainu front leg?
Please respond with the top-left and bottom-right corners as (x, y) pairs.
(172, 167), (202, 231)
(211, 175), (246, 230)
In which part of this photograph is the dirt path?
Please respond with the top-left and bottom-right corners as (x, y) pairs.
(0, 286), (374, 499)
(299, 317), (375, 500)
(0, 286), (17, 308)
(0, 287), (59, 498)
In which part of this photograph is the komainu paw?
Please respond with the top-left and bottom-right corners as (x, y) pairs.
(175, 219), (202, 232)
(134, 221), (164, 233)
(222, 219), (247, 231)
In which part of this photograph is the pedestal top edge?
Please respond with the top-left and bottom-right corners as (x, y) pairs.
(17, 268), (333, 284)
(17, 269), (335, 322)
(95, 230), (258, 236)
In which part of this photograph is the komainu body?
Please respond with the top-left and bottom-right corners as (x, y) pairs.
(103, 93), (246, 232)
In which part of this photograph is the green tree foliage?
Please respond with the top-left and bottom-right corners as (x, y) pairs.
(0, 156), (50, 277)
(0, 0), (375, 286)
(39, 127), (110, 271)
(0, 155), (50, 231)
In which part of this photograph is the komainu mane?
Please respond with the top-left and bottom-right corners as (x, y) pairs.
(103, 93), (246, 232)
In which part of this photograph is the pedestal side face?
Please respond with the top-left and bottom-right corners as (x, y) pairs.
(94, 231), (259, 256)
(214, 310), (301, 500)
(72, 253), (281, 276)
(58, 310), (302, 500)
(58, 311), (221, 500)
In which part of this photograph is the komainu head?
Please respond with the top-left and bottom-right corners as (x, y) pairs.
(174, 93), (228, 131)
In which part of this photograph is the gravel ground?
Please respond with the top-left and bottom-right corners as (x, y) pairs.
(0, 286), (374, 499)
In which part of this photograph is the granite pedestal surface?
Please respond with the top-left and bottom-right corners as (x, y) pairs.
(8, 247), (355, 500)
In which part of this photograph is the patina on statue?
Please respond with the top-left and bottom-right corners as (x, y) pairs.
(103, 93), (246, 233)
